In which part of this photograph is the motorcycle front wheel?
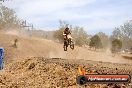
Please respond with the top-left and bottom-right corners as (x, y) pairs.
(70, 41), (74, 50)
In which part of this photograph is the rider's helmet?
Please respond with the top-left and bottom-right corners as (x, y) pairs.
(65, 27), (69, 31)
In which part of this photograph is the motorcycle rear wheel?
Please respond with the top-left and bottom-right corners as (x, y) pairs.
(70, 41), (74, 50)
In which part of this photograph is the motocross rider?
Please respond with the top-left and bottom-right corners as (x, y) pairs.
(63, 26), (72, 41)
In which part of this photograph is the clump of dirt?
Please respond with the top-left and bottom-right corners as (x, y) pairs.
(0, 57), (132, 88)
(28, 62), (36, 70)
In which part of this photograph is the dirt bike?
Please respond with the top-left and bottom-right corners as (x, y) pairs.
(63, 34), (74, 51)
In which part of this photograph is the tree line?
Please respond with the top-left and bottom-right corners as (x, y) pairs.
(54, 20), (132, 54)
(0, 4), (21, 30)
(0, 4), (33, 31)
(0, 4), (132, 54)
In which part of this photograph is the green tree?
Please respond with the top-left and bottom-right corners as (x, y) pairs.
(72, 26), (89, 46)
(112, 20), (132, 49)
(97, 32), (109, 48)
(54, 20), (69, 42)
(0, 4), (20, 30)
(111, 39), (122, 54)
(54, 21), (89, 46)
(89, 35), (102, 50)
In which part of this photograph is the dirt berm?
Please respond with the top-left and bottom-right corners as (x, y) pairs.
(0, 57), (132, 88)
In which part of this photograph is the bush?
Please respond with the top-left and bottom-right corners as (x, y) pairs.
(54, 28), (64, 43)
(72, 26), (89, 46)
(89, 35), (102, 50)
(111, 39), (122, 53)
(54, 21), (90, 46)
(54, 20), (68, 43)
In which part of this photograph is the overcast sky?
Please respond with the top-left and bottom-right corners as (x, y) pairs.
(3, 0), (132, 35)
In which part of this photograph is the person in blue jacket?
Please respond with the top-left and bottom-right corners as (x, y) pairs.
(0, 48), (4, 70)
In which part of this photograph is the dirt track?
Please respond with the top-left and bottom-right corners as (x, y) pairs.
(0, 57), (132, 88)
(0, 32), (132, 88)
(0, 32), (132, 64)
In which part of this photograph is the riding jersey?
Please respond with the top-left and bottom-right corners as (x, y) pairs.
(64, 28), (71, 35)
